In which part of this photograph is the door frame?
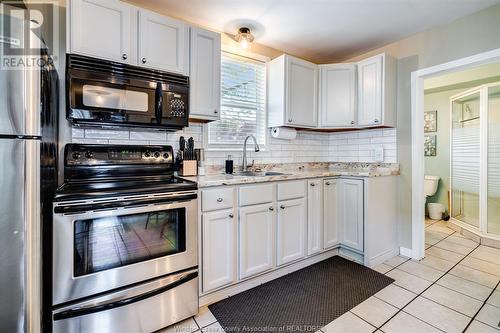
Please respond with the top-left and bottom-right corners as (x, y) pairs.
(410, 47), (500, 260)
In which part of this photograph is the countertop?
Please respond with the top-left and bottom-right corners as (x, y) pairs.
(181, 162), (399, 188)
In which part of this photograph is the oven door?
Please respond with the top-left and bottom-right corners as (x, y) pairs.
(52, 192), (197, 305)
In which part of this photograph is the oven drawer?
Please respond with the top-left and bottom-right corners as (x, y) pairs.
(53, 269), (198, 333)
(202, 187), (234, 212)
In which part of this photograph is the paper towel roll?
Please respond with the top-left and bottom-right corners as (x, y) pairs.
(271, 127), (297, 140)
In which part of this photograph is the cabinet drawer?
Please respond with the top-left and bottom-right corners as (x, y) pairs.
(202, 187), (234, 212)
(239, 184), (274, 206)
(277, 180), (306, 201)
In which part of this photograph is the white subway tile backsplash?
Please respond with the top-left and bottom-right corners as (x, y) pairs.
(71, 123), (397, 166)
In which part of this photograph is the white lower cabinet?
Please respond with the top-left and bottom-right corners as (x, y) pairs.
(239, 203), (276, 279)
(307, 180), (323, 255)
(277, 198), (307, 266)
(323, 179), (339, 249)
(339, 179), (364, 252)
(202, 209), (236, 292)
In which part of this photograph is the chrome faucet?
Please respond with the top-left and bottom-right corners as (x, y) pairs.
(241, 135), (260, 172)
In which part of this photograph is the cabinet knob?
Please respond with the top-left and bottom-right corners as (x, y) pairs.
(229, 213), (234, 218)
(350, 121), (355, 125)
(142, 58), (147, 64)
(325, 182), (331, 186)
(214, 109), (218, 114)
(122, 54), (128, 60)
(374, 119), (380, 123)
(280, 205), (286, 210)
(288, 118), (293, 123)
(269, 207), (274, 211)
(217, 198), (223, 202)
(310, 183), (316, 187)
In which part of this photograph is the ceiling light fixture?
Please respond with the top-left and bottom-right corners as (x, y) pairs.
(235, 27), (254, 50)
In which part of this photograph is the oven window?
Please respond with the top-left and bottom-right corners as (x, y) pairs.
(82, 84), (149, 112)
(74, 208), (186, 277)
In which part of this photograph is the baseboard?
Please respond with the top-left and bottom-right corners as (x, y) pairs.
(399, 247), (412, 258)
(199, 248), (339, 307)
(364, 247), (399, 267)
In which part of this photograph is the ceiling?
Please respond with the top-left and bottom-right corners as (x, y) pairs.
(127, 0), (500, 63)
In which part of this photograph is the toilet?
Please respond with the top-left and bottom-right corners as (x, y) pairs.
(425, 175), (442, 219)
(424, 175), (440, 198)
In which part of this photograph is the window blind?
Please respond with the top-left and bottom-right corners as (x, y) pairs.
(208, 52), (266, 147)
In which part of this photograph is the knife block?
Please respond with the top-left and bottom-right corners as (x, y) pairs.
(180, 160), (197, 176)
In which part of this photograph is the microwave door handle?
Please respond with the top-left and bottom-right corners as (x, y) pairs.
(155, 81), (163, 124)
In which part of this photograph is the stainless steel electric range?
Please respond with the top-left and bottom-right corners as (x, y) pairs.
(51, 144), (198, 333)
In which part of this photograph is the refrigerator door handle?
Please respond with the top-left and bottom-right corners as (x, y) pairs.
(25, 139), (41, 333)
(25, 61), (41, 136)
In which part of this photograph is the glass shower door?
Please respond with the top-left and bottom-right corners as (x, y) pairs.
(451, 91), (481, 228)
(488, 84), (500, 235)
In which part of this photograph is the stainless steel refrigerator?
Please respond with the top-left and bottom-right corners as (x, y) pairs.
(0, 4), (59, 332)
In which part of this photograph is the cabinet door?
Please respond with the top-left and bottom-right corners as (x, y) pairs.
(70, 0), (134, 63)
(357, 54), (383, 126)
(323, 179), (339, 249)
(202, 209), (235, 292)
(319, 64), (356, 127)
(189, 28), (221, 120)
(277, 198), (306, 265)
(340, 179), (364, 252)
(286, 56), (318, 127)
(138, 10), (189, 74)
(307, 180), (323, 255)
(239, 204), (276, 279)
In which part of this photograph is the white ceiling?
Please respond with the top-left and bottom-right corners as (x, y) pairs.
(128, 0), (500, 62)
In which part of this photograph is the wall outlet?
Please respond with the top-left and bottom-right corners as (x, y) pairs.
(373, 146), (384, 162)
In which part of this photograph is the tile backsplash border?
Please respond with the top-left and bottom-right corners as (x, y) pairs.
(71, 122), (397, 166)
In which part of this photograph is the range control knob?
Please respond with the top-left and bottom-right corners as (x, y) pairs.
(85, 151), (93, 159)
(72, 152), (81, 160)
(154, 151), (161, 158)
(144, 151), (151, 158)
(163, 153), (169, 159)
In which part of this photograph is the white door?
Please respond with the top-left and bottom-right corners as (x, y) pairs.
(323, 179), (339, 249)
(340, 179), (364, 252)
(138, 10), (189, 74)
(319, 64), (356, 127)
(277, 198), (306, 265)
(286, 56), (318, 127)
(70, 0), (134, 63)
(189, 28), (221, 120)
(357, 54), (383, 126)
(202, 209), (235, 292)
(239, 204), (276, 279)
(307, 180), (323, 255)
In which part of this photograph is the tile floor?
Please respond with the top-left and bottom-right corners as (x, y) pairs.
(160, 219), (500, 333)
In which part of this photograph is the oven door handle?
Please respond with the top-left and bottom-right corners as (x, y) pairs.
(155, 81), (163, 124)
(53, 270), (198, 321)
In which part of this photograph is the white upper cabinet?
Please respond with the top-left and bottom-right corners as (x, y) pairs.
(357, 53), (396, 127)
(239, 203), (276, 279)
(69, 0), (189, 74)
(70, 0), (135, 64)
(319, 64), (356, 128)
(268, 54), (318, 128)
(189, 27), (221, 120)
(138, 10), (189, 75)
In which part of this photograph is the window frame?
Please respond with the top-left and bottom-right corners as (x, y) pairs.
(204, 48), (269, 151)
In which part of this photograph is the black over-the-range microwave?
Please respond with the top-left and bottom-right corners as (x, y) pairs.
(66, 54), (189, 130)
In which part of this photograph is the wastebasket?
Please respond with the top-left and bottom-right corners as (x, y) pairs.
(428, 203), (444, 220)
